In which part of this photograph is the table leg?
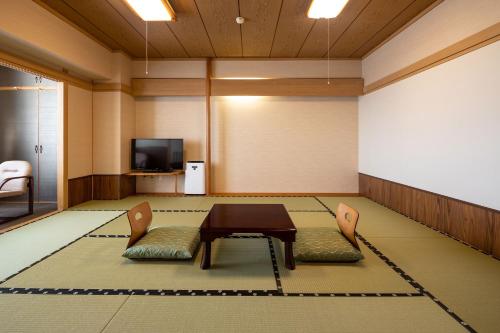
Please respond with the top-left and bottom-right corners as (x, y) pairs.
(201, 241), (211, 269)
(284, 241), (295, 270)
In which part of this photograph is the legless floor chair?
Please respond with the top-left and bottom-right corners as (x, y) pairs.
(0, 161), (33, 223)
(123, 202), (200, 260)
(294, 202), (364, 262)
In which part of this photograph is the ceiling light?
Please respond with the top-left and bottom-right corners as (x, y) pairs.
(124, 0), (176, 21)
(307, 0), (349, 19)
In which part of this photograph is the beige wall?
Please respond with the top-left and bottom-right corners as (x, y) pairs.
(363, 0), (500, 84)
(135, 97), (206, 193)
(67, 85), (92, 179)
(211, 96), (358, 193)
(0, 0), (112, 80)
(92, 92), (121, 174)
(121, 93), (136, 174)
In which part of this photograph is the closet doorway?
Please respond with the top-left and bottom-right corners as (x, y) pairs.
(0, 65), (59, 224)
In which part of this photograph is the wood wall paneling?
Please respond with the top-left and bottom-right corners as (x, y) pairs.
(493, 212), (500, 259)
(93, 175), (136, 200)
(359, 173), (499, 256)
(132, 78), (206, 96)
(211, 78), (364, 96)
(68, 175), (92, 207)
(93, 175), (121, 200)
(120, 174), (136, 198)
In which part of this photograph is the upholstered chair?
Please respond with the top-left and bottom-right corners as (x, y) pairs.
(0, 161), (34, 221)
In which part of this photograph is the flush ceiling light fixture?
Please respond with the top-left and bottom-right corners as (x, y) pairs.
(307, 0), (349, 19)
(124, 0), (176, 21)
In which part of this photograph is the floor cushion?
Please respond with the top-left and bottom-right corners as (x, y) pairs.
(123, 226), (200, 260)
(294, 227), (364, 262)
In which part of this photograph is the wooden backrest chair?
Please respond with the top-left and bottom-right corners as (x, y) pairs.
(126, 201), (153, 248)
(336, 203), (360, 249)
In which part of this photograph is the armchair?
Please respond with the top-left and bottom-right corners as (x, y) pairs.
(0, 161), (34, 222)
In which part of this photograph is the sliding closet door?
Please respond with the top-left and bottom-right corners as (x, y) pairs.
(37, 84), (58, 202)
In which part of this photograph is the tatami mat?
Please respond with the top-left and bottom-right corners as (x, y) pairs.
(91, 212), (208, 235)
(0, 210), (124, 281)
(318, 196), (444, 238)
(70, 195), (206, 211)
(273, 238), (417, 294)
(371, 236), (500, 333)
(102, 296), (466, 333)
(197, 196), (326, 211)
(2, 237), (277, 291)
(0, 294), (127, 333)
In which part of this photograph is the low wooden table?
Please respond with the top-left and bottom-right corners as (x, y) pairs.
(199, 204), (297, 270)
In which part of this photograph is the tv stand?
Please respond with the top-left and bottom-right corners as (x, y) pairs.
(126, 170), (184, 194)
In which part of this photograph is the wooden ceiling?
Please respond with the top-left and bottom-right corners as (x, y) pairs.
(37, 0), (439, 58)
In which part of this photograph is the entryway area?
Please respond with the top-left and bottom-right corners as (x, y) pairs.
(0, 64), (59, 228)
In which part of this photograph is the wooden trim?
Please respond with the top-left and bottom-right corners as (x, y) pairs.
(68, 175), (93, 207)
(206, 59), (212, 195)
(211, 78), (364, 96)
(0, 50), (92, 91)
(359, 173), (499, 257)
(362, 0), (445, 60)
(92, 83), (132, 95)
(131, 78), (206, 96)
(365, 23), (500, 94)
(57, 83), (69, 210)
(210, 193), (360, 197)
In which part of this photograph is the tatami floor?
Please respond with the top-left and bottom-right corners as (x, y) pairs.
(0, 196), (499, 332)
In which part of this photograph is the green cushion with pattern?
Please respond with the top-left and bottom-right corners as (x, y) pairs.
(123, 226), (200, 260)
(294, 227), (364, 262)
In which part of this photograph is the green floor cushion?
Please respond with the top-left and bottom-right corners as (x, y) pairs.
(123, 226), (200, 260)
(294, 227), (364, 262)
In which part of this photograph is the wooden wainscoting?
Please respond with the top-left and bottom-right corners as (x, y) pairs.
(68, 175), (93, 207)
(359, 173), (500, 259)
(93, 174), (136, 200)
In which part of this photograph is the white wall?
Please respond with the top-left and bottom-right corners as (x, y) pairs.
(212, 96), (358, 193)
(363, 0), (500, 84)
(359, 42), (500, 210)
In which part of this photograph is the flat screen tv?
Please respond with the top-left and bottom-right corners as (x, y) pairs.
(131, 139), (183, 172)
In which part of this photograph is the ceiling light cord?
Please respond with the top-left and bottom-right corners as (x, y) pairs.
(145, 21), (149, 75)
(327, 18), (330, 85)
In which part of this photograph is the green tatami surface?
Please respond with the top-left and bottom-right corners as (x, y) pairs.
(1, 195), (498, 332)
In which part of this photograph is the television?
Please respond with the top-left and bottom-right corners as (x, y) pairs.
(131, 139), (183, 172)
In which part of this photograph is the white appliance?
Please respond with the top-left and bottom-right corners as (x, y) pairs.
(184, 161), (205, 195)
